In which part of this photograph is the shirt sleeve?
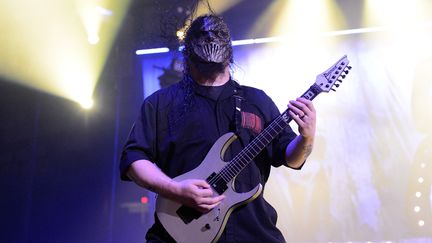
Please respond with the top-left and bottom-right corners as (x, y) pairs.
(119, 99), (157, 181)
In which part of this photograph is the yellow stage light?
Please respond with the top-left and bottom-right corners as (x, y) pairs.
(0, 0), (131, 109)
(177, 0), (243, 41)
(193, 0), (243, 17)
(364, 0), (432, 28)
(88, 33), (100, 45)
(363, 0), (432, 58)
(176, 30), (185, 40)
(251, 0), (346, 39)
(80, 99), (94, 110)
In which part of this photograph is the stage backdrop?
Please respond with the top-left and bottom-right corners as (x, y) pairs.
(137, 28), (432, 242)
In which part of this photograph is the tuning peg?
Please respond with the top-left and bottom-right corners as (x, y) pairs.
(335, 84), (340, 88)
(337, 79), (343, 83)
(344, 70), (349, 74)
(341, 74), (346, 79)
(331, 88), (337, 92)
(347, 66), (352, 70)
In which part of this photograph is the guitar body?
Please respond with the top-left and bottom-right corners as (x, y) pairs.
(156, 133), (263, 243)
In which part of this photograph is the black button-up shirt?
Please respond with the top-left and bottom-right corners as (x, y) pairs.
(120, 78), (299, 242)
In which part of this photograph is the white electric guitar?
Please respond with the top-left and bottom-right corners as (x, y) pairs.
(156, 55), (352, 243)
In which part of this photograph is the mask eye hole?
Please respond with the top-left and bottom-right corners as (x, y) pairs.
(197, 30), (210, 38)
(214, 30), (229, 39)
(211, 30), (221, 37)
(197, 30), (228, 40)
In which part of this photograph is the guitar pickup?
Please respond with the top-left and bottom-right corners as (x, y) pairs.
(206, 172), (228, 195)
(176, 205), (202, 224)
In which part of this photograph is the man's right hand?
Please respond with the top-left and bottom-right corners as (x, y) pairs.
(127, 160), (225, 213)
(172, 179), (225, 213)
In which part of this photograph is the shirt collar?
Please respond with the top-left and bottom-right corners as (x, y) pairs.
(191, 78), (241, 101)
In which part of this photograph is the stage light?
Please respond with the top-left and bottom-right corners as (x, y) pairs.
(95, 6), (112, 16)
(231, 39), (256, 46)
(418, 220), (425, 227)
(140, 196), (149, 204)
(174, 0), (244, 44)
(231, 37), (284, 46)
(78, 3), (115, 47)
(414, 206), (421, 212)
(0, 0), (131, 108)
(364, 0), (432, 28)
(416, 192), (422, 198)
(192, 0), (243, 18)
(418, 177), (424, 183)
(80, 99), (94, 110)
(252, 0), (345, 40)
(88, 34), (100, 45)
(363, 0), (432, 60)
(176, 30), (185, 40)
(136, 47), (170, 55)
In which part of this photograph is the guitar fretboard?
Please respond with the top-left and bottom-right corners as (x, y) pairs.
(211, 83), (322, 185)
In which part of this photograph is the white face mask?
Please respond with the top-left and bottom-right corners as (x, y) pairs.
(186, 15), (232, 64)
(193, 41), (229, 63)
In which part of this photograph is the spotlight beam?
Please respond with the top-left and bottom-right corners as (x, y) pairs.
(135, 21), (432, 55)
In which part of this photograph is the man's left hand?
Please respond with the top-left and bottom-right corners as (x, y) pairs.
(287, 97), (316, 139)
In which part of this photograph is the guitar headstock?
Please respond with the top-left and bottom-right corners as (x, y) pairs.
(315, 55), (351, 93)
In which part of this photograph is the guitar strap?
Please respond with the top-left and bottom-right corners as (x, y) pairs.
(233, 89), (244, 134)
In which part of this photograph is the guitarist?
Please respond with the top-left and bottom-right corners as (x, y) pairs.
(120, 14), (316, 242)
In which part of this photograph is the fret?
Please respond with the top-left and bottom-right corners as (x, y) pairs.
(221, 87), (317, 181)
(214, 55), (350, 183)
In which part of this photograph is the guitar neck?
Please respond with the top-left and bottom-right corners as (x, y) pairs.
(218, 83), (322, 182)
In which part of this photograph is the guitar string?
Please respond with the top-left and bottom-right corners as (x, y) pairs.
(206, 61), (348, 187)
(213, 112), (289, 184)
(207, 114), (288, 187)
(216, 79), (344, 182)
(207, 116), (285, 186)
(206, 82), (327, 185)
(222, 117), (286, 178)
(216, 119), (279, 181)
